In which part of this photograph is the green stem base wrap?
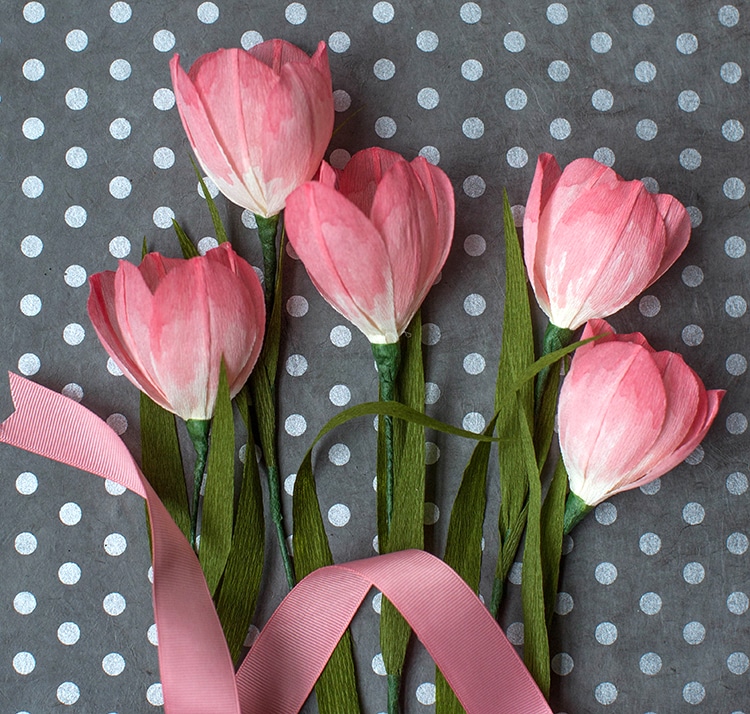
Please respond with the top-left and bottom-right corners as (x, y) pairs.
(563, 492), (593, 534)
(535, 323), (574, 408)
(186, 418), (210, 550)
(388, 673), (401, 714)
(255, 213), (280, 312)
(372, 341), (402, 529)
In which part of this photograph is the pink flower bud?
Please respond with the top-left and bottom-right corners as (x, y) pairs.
(170, 40), (334, 218)
(559, 319), (725, 506)
(524, 154), (691, 330)
(88, 243), (265, 421)
(284, 147), (455, 344)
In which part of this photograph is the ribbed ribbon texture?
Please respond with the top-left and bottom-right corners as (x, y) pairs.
(0, 374), (552, 714)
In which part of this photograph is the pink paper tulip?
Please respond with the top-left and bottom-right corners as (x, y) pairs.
(170, 40), (334, 218)
(524, 154), (691, 330)
(88, 243), (265, 422)
(284, 147), (455, 344)
(558, 319), (724, 506)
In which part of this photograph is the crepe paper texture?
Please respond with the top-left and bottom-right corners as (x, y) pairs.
(523, 153), (691, 331)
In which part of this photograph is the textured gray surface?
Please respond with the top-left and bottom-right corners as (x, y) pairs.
(2, 1), (749, 712)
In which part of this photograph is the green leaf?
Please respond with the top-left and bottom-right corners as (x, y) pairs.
(381, 315), (425, 700)
(199, 360), (235, 595)
(214, 395), (265, 664)
(139, 393), (190, 539)
(491, 191), (535, 614)
(437, 413), (497, 714)
(540, 458), (568, 626)
(517, 393), (550, 698)
(511, 336), (597, 393)
(534, 361), (561, 470)
(172, 218), (200, 259)
(190, 156), (228, 244)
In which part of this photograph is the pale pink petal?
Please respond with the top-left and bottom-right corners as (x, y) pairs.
(138, 252), (184, 292)
(649, 193), (691, 283)
(338, 147), (405, 216)
(285, 181), (398, 342)
(246, 38), (312, 69)
(523, 153), (562, 317)
(316, 160), (339, 189)
(578, 318), (653, 360)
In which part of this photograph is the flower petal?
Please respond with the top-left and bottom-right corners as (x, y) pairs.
(338, 147), (405, 216)
(650, 192), (691, 283)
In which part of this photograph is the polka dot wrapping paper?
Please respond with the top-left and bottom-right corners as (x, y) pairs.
(2, 0), (748, 712)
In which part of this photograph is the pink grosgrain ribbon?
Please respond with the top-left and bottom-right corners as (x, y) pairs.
(0, 374), (552, 714)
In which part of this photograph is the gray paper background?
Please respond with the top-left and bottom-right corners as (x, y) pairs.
(1, 1), (749, 712)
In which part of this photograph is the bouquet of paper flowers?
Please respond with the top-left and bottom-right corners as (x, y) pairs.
(1, 38), (724, 714)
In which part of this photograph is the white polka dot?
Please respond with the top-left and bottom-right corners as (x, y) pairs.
(463, 353), (486, 375)
(548, 60), (570, 81)
(463, 293), (486, 316)
(66, 29), (88, 52)
(18, 353), (41, 376)
(14, 591), (37, 614)
(462, 412), (485, 433)
(461, 59), (483, 81)
(197, 2), (219, 22)
(464, 234), (486, 256)
(636, 118), (658, 140)
(682, 682), (705, 705)
(463, 175), (486, 197)
(416, 30), (439, 52)
(416, 682), (436, 705)
(57, 621), (80, 645)
(16, 472), (38, 494)
(282, 473), (297, 496)
(197, 237), (218, 256)
(417, 87), (439, 109)
(506, 622), (524, 644)
(65, 205), (87, 228)
(327, 31), (350, 53)
(13, 651), (35, 675)
(330, 325), (352, 347)
(372, 652), (386, 675)
(681, 265), (703, 287)
(550, 117), (571, 140)
(551, 652), (574, 675)
(333, 89), (351, 112)
(683, 561), (705, 584)
(329, 384), (351, 406)
(462, 117), (484, 139)
(640, 592), (662, 615)
(62, 383), (84, 402)
(21, 235), (43, 258)
(724, 177), (746, 200)
(556, 592), (574, 615)
(373, 1), (394, 22)
(102, 652), (126, 676)
(418, 146), (440, 164)
(21, 117), (44, 141)
(719, 5), (740, 26)
(595, 562), (617, 584)
(22, 176), (43, 198)
(639, 652), (662, 675)
(506, 146), (529, 169)
(109, 58), (131, 81)
(547, 3), (568, 24)
(153, 88), (175, 110)
(504, 31), (525, 52)
(726, 354), (747, 376)
(679, 148), (702, 170)
(682, 324), (704, 346)
(327, 503), (351, 526)
(328, 443), (350, 466)
(59, 502), (82, 525)
(286, 295), (309, 317)
(507, 563), (523, 585)
(108, 236), (131, 259)
(683, 621), (706, 644)
(459, 2), (481, 23)
(110, 117), (131, 139)
(594, 502), (617, 525)
(590, 32), (612, 53)
(153, 30), (175, 52)
(682, 502), (705, 525)
(678, 90), (700, 112)
(721, 61), (742, 84)
(595, 682), (618, 705)
(374, 116), (397, 138)
(23, 2), (45, 23)
(104, 533), (127, 556)
(109, 176), (132, 199)
(152, 206), (175, 229)
(727, 532), (748, 555)
(685, 446), (705, 466)
(425, 441), (440, 465)
(58, 562), (81, 585)
(640, 478), (661, 495)
(595, 621), (618, 645)
(147, 624), (158, 645)
(637, 295), (660, 317)
(633, 3), (655, 25)
(62, 147), (88, 170)
(284, 414), (307, 436)
(110, 2), (132, 22)
(147, 683), (164, 706)
(373, 58), (395, 80)
(15, 532), (37, 555)
(65, 87), (88, 110)
(592, 89), (614, 111)
(722, 119), (744, 142)
(727, 472), (748, 495)
(63, 323), (85, 346)
(424, 382), (441, 405)
(106, 413), (127, 435)
(676, 33), (699, 54)
(285, 354), (308, 377)
(635, 61), (657, 82)
(422, 323), (441, 345)
(593, 147), (615, 167)
(56, 682), (80, 705)
(103, 592), (126, 615)
(423, 502), (440, 525)
(20, 294), (41, 316)
(726, 295), (747, 318)
(107, 357), (124, 376)
(727, 412), (748, 434)
(727, 652), (750, 675)
(505, 88), (527, 110)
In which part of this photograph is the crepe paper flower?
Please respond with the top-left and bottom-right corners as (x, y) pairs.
(523, 153), (691, 332)
(87, 243), (265, 423)
(284, 147), (455, 346)
(558, 319), (724, 531)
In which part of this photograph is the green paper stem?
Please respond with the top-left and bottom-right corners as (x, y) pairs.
(255, 213), (280, 312)
(186, 418), (210, 551)
(535, 323), (574, 408)
(563, 492), (593, 534)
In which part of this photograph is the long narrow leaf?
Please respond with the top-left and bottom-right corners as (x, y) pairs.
(172, 218), (200, 258)
(190, 155), (228, 244)
(214, 395), (266, 663)
(199, 361), (235, 595)
(540, 458), (568, 626)
(139, 393), (190, 539)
